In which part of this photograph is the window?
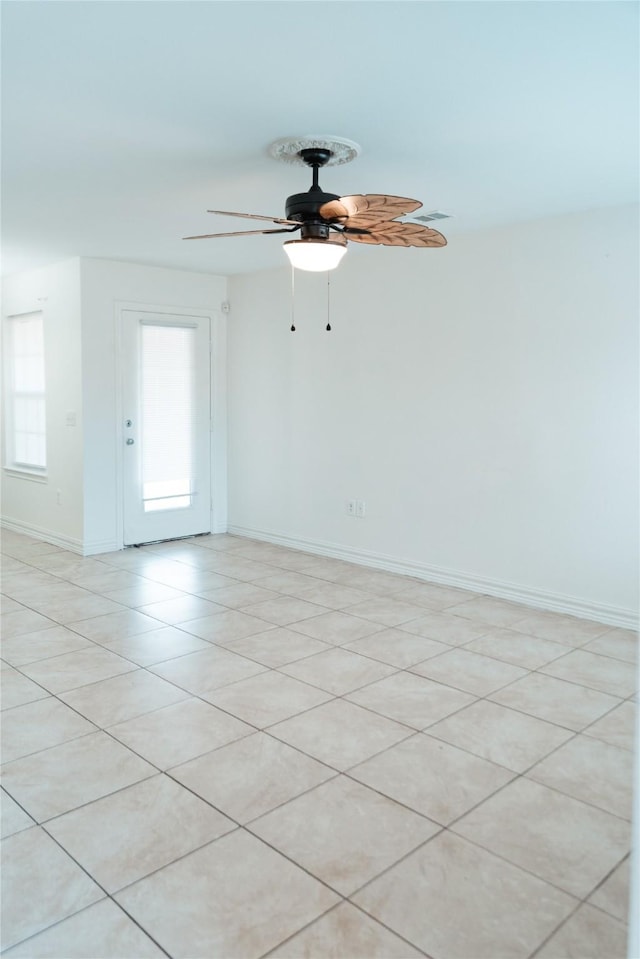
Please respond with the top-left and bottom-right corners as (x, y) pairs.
(140, 321), (195, 512)
(4, 311), (47, 473)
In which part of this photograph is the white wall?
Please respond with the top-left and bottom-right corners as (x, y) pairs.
(2, 258), (84, 547)
(227, 204), (639, 626)
(80, 258), (227, 553)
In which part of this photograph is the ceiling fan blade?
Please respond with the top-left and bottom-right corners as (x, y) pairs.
(345, 221), (447, 248)
(320, 194), (422, 226)
(183, 226), (300, 240)
(207, 209), (300, 226)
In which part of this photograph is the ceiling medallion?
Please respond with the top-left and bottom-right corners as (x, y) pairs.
(267, 135), (361, 167)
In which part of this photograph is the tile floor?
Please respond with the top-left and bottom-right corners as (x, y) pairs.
(0, 530), (637, 958)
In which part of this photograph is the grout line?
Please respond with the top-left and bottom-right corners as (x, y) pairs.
(526, 899), (585, 958)
(259, 898), (433, 959)
(7, 822), (173, 957)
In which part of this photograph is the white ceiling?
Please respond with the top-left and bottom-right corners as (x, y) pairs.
(2, 1), (638, 278)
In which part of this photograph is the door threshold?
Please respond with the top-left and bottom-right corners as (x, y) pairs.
(128, 532), (212, 548)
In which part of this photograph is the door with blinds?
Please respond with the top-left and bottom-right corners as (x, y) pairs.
(121, 310), (212, 545)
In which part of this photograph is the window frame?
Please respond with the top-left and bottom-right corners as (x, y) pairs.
(3, 310), (48, 479)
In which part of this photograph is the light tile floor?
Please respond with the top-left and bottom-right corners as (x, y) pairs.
(0, 530), (636, 959)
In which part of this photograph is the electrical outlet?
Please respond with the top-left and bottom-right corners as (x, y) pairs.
(346, 499), (356, 516)
(356, 500), (366, 518)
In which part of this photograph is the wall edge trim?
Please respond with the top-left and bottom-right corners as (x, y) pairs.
(228, 524), (638, 630)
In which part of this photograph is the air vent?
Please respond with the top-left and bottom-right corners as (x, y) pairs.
(411, 211), (453, 223)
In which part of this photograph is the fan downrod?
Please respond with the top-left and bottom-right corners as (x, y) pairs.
(285, 148), (340, 223)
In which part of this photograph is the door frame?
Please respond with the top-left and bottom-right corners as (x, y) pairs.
(114, 300), (227, 550)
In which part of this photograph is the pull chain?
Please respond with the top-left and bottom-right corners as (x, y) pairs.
(326, 271), (332, 331)
(290, 264), (296, 331)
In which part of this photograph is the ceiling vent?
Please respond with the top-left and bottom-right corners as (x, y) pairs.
(410, 211), (453, 223)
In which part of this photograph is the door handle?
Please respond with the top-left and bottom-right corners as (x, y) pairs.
(126, 438), (135, 445)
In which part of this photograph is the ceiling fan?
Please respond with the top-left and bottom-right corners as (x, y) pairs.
(184, 138), (447, 272)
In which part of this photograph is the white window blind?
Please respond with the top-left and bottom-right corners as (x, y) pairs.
(5, 311), (47, 472)
(141, 322), (196, 512)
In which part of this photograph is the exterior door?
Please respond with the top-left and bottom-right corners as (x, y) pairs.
(121, 309), (212, 545)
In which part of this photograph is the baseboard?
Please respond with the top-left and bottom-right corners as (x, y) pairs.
(83, 538), (122, 557)
(1, 517), (85, 555)
(5, 513), (636, 629)
(228, 524), (638, 630)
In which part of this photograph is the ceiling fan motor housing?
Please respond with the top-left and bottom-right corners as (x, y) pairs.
(285, 192), (340, 224)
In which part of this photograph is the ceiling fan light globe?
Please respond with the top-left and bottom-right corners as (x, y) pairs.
(283, 238), (347, 272)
